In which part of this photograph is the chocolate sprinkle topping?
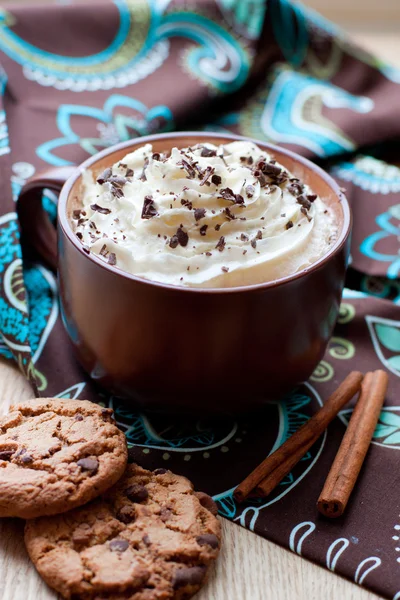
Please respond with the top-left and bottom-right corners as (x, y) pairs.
(216, 236), (225, 252)
(287, 182), (304, 197)
(96, 167), (112, 184)
(180, 158), (196, 179)
(181, 198), (193, 210)
(240, 233), (249, 242)
(90, 203), (111, 215)
(215, 224), (221, 231)
(297, 195), (312, 211)
(200, 224), (208, 236)
(108, 175), (126, 187)
(256, 230), (263, 240)
(251, 239), (257, 249)
(219, 187), (244, 205)
(176, 226), (189, 247)
(224, 207), (236, 221)
(246, 184), (255, 198)
(126, 168), (134, 178)
(221, 266), (229, 273)
(211, 174), (222, 186)
(170, 227), (189, 248)
(194, 208), (206, 221)
(286, 220), (294, 229)
(201, 147), (217, 157)
(108, 253), (117, 266)
(199, 166), (214, 186)
(139, 157), (149, 181)
(141, 195), (158, 219)
(73, 209), (82, 219)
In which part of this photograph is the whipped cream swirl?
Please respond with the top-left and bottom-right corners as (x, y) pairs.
(74, 141), (338, 287)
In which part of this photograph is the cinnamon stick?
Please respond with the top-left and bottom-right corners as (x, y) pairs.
(317, 370), (388, 518)
(234, 371), (363, 503)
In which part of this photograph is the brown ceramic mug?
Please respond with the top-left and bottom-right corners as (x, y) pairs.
(17, 132), (351, 414)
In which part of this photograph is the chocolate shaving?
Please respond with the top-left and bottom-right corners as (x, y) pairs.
(219, 187), (244, 205)
(152, 152), (161, 161)
(194, 208), (206, 221)
(76, 232), (83, 240)
(221, 266), (229, 273)
(108, 175), (126, 187)
(99, 245), (108, 258)
(211, 174), (222, 186)
(170, 227), (188, 248)
(251, 239), (257, 249)
(206, 252), (212, 256)
(141, 195), (158, 219)
(201, 147), (217, 157)
(200, 225), (208, 236)
(90, 203), (111, 215)
(224, 207), (236, 221)
(215, 224), (221, 231)
(73, 209), (82, 219)
(126, 168), (134, 178)
(253, 170), (268, 187)
(288, 182), (304, 197)
(199, 166), (214, 186)
(139, 157), (149, 181)
(307, 194), (317, 202)
(96, 167), (112, 184)
(216, 236), (225, 252)
(181, 198), (193, 210)
(297, 195), (311, 211)
(246, 185), (255, 198)
(108, 253), (117, 266)
(179, 158), (196, 179)
(240, 233), (249, 242)
(169, 236), (179, 249)
(176, 226), (189, 247)
(256, 230), (262, 240)
(286, 220), (294, 229)
(111, 186), (124, 199)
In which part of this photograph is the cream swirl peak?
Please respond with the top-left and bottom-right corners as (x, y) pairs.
(73, 141), (338, 287)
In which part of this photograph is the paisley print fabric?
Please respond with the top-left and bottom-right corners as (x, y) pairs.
(1, 1), (400, 597)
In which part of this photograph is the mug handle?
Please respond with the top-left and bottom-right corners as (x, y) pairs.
(17, 166), (76, 271)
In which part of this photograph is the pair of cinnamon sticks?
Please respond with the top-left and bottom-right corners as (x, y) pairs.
(234, 370), (388, 518)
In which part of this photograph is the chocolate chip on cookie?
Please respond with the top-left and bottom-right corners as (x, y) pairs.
(25, 463), (221, 600)
(0, 399), (127, 519)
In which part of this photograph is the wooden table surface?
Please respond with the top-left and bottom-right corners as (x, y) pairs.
(0, 7), (399, 598)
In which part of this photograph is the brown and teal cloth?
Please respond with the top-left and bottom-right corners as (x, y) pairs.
(0, 0), (400, 597)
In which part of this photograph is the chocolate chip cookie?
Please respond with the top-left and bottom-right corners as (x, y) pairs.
(25, 463), (221, 599)
(0, 398), (127, 518)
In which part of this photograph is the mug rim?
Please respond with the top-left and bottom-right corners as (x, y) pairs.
(58, 131), (352, 294)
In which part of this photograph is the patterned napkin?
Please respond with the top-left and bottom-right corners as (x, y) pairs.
(0, 0), (400, 597)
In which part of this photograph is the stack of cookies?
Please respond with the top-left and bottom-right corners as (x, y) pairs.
(0, 399), (221, 599)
